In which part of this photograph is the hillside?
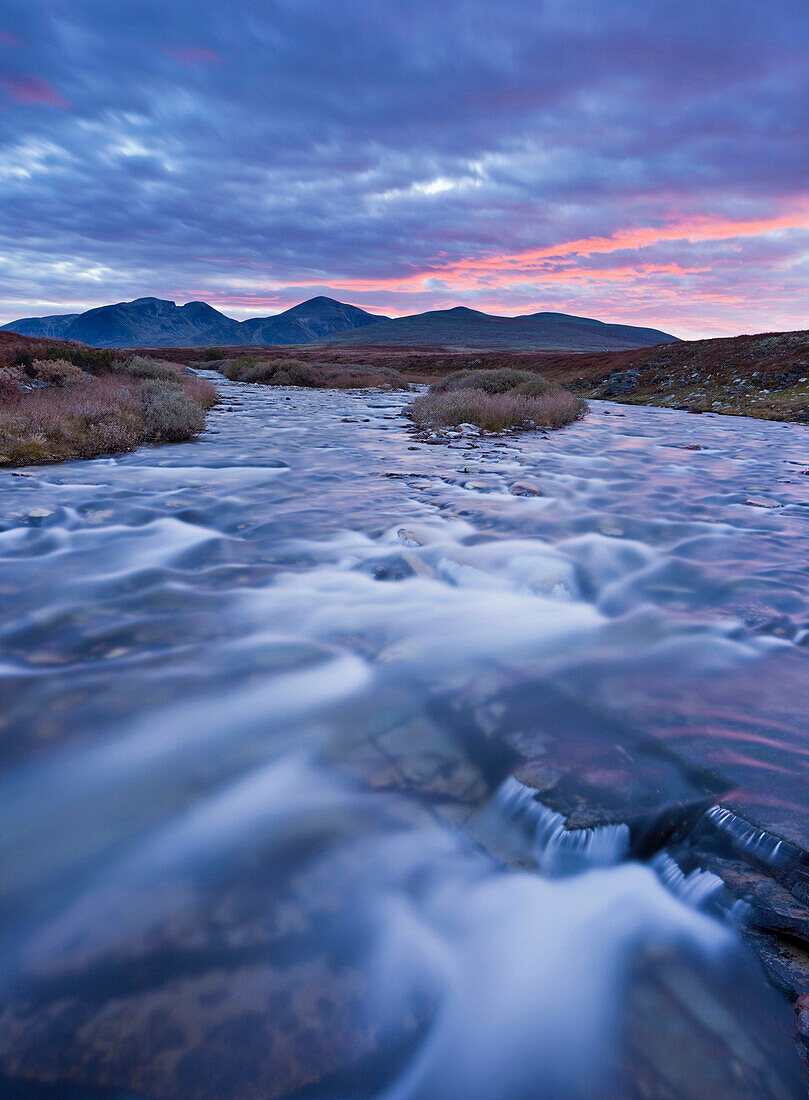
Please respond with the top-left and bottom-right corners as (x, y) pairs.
(2, 296), (387, 349)
(319, 306), (678, 351)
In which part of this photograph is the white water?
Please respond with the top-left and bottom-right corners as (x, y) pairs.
(1, 379), (808, 1097)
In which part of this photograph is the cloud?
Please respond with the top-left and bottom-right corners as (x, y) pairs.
(0, 75), (68, 107)
(0, 0), (808, 336)
(161, 45), (223, 66)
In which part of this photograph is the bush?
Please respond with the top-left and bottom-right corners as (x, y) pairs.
(222, 357), (321, 386)
(43, 345), (115, 372)
(30, 358), (90, 387)
(0, 370), (217, 466)
(113, 355), (181, 381)
(0, 377), (142, 464)
(183, 376), (219, 410)
(407, 386), (587, 433)
(0, 365), (29, 400)
(221, 356), (409, 390)
(139, 379), (206, 442)
(432, 368), (555, 395)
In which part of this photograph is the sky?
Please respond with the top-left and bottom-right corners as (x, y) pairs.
(1, 1), (808, 339)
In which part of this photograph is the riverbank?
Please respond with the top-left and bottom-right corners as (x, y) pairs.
(148, 327), (809, 423)
(0, 334), (218, 466)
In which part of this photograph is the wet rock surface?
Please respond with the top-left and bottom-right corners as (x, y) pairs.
(1, 382), (809, 1097)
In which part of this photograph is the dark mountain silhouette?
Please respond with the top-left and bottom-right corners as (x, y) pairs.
(321, 305), (678, 351)
(2, 296), (387, 348)
(240, 297), (386, 344)
(3, 298), (677, 351)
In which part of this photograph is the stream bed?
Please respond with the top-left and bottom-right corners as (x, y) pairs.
(1, 376), (809, 1098)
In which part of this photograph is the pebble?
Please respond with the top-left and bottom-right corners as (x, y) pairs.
(745, 497), (781, 509)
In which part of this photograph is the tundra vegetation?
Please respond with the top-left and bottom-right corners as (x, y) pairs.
(406, 368), (588, 433)
(189, 329), (809, 422)
(220, 354), (409, 390)
(0, 337), (217, 466)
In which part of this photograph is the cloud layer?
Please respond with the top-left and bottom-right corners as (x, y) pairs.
(1, 0), (808, 337)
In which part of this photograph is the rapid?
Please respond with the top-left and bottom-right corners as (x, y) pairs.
(1, 374), (809, 1098)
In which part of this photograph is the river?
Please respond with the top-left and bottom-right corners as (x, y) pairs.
(1, 375), (809, 1098)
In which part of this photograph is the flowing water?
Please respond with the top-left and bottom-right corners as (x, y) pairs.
(1, 376), (809, 1098)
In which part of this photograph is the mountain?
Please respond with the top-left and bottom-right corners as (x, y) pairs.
(3, 297), (676, 351)
(1, 296), (388, 348)
(240, 297), (386, 344)
(319, 306), (678, 351)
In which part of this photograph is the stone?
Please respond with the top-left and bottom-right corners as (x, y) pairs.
(508, 479), (544, 497)
(602, 368), (641, 397)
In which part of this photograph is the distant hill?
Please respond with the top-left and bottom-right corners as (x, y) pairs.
(3, 297), (676, 351)
(320, 306), (678, 351)
(240, 297), (386, 344)
(2, 296), (387, 348)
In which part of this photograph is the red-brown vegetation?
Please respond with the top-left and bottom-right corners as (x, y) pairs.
(407, 369), (587, 433)
(0, 333), (217, 466)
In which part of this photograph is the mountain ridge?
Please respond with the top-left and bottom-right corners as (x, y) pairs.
(319, 305), (679, 351)
(2, 296), (679, 351)
(2, 296), (387, 348)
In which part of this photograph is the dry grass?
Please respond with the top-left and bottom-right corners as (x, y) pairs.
(407, 369), (587, 433)
(221, 355), (409, 390)
(0, 347), (218, 467)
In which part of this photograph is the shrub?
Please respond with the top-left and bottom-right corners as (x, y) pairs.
(182, 376), (219, 410)
(0, 365), (29, 400)
(407, 387), (587, 433)
(221, 356), (409, 390)
(0, 377), (142, 464)
(432, 368), (554, 395)
(139, 379), (206, 442)
(221, 357), (321, 386)
(42, 345), (115, 372)
(30, 358), (90, 388)
(0, 370), (216, 465)
(201, 347), (224, 361)
(114, 355), (181, 381)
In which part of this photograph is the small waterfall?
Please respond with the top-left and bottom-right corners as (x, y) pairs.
(705, 805), (789, 867)
(651, 852), (724, 909)
(484, 776), (630, 875)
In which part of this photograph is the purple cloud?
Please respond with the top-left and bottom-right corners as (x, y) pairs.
(1, 74), (68, 107)
(161, 45), (223, 66)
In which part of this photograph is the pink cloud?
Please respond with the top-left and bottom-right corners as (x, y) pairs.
(1, 75), (68, 107)
(162, 45), (223, 67)
(0, 29), (20, 47)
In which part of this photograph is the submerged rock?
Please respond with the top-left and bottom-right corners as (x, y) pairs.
(508, 479), (544, 497)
